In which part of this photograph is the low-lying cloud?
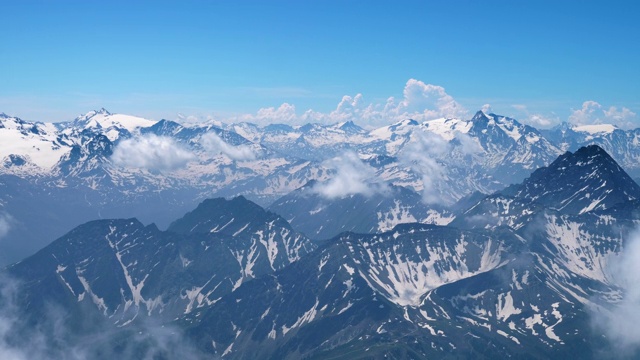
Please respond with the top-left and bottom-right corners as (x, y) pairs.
(454, 131), (483, 155)
(400, 131), (450, 204)
(0, 275), (211, 360)
(111, 135), (195, 172)
(200, 132), (257, 161)
(592, 227), (640, 354)
(0, 213), (12, 241)
(313, 151), (387, 199)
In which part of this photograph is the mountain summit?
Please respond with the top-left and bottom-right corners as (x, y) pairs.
(168, 196), (292, 236)
(504, 144), (640, 214)
(4, 145), (640, 358)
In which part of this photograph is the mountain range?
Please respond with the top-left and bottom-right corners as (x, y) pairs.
(2, 108), (640, 266)
(1, 105), (640, 358)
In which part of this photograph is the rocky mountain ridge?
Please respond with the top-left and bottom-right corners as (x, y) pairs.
(2, 144), (639, 358)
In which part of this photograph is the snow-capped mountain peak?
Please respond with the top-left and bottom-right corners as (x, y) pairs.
(471, 111), (529, 142)
(71, 109), (157, 140)
(73, 107), (111, 122)
(370, 118), (418, 138)
(423, 117), (472, 140)
(0, 114), (71, 171)
(336, 120), (365, 134)
(471, 109), (491, 123)
(5, 109), (640, 358)
(504, 144), (640, 214)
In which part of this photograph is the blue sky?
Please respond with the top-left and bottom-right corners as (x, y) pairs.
(1, 0), (639, 127)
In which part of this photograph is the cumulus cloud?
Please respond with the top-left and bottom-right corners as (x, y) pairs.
(396, 79), (467, 119)
(111, 135), (195, 172)
(313, 151), (387, 199)
(605, 106), (637, 129)
(234, 103), (298, 125)
(400, 131), (450, 204)
(569, 101), (638, 129)
(200, 132), (257, 161)
(510, 104), (557, 128)
(569, 101), (603, 126)
(316, 94), (372, 124)
(173, 81), (638, 132)
(592, 228), (640, 354)
(231, 79), (468, 128)
(255, 103), (298, 123)
(526, 114), (556, 128)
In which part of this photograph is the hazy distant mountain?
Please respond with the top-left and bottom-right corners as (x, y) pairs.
(2, 145), (640, 358)
(268, 181), (453, 239)
(2, 106), (640, 269)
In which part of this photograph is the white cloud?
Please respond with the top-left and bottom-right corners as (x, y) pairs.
(481, 104), (493, 114)
(455, 132), (483, 155)
(0, 275), (209, 360)
(570, 101), (638, 129)
(200, 132), (256, 161)
(176, 113), (200, 123)
(511, 104), (527, 112)
(463, 213), (500, 228)
(569, 101), (603, 126)
(510, 104), (557, 128)
(231, 79), (468, 128)
(239, 103), (298, 125)
(400, 131), (450, 204)
(174, 113), (227, 129)
(592, 228), (640, 353)
(313, 151), (387, 199)
(336, 94), (365, 116)
(605, 106), (637, 129)
(0, 213), (12, 241)
(255, 103), (298, 123)
(171, 80), (638, 131)
(396, 79), (467, 120)
(526, 114), (555, 128)
(111, 135), (195, 172)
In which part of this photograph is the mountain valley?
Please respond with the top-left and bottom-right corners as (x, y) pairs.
(1, 109), (640, 358)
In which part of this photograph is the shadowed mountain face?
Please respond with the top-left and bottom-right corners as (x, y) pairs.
(268, 182), (453, 240)
(3, 118), (640, 359)
(452, 144), (640, 231)
(4, 108), (640, 267)
(5, 197), (315, 328)
(502, 145), (640, 214)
